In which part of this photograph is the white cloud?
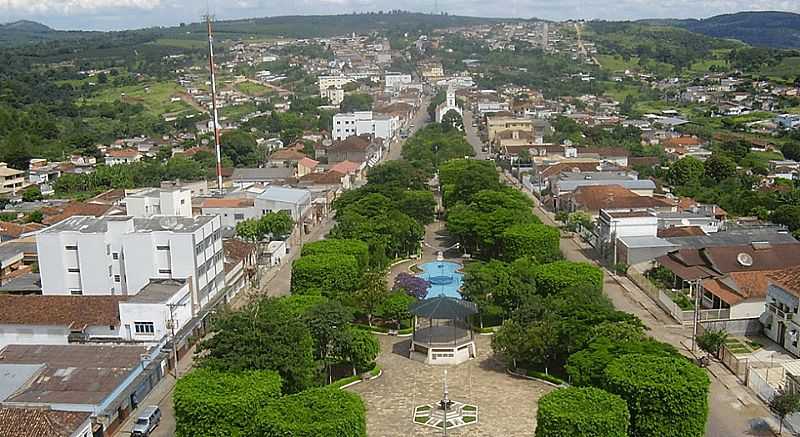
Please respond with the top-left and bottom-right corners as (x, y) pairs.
(2, 0), (162, 15)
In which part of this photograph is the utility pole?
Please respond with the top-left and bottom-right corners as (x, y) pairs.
(205, 14), (224, 192)
(167, 302), (187, 378)
(692, 279), (702, 352)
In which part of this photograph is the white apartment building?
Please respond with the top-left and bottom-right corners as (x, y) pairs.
(332, 111), (399, 141)
(124, 188), (193, 218)
(36, 215), (225, 312)
(318, 75), (354, 106)
(0, 163), (25, 195)
(118, 278), (194, 343)
(385, 72), (412, 91)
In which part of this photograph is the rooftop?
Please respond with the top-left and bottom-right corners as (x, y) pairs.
(257, 186), (311, 204)
(617, 236), (678, 249)
(0, 295), (122, 327)
(231, 167), (294, 182)
(201, 198), (254, 209)
(126, 278), (187, 304)
(768, 266), (800, 296)
(41, 215), (217, 234)
(665, 228), (797, 249)
(0, 407), (90, 437)
(0, 344), (148, 406)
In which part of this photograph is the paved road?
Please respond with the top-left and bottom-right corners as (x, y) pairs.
(463, 108), (487, 159)
(503, 172), (776, 437)
(386, 95), (432, 161)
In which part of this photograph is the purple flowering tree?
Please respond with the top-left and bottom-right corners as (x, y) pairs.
(393, 273), (430, 300)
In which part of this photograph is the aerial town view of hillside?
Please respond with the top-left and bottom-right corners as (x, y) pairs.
(2, 2), (800, 436)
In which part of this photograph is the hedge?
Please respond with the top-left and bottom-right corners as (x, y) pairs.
(291, 253), (360, 296)
(603, 354), (709, 437)
(250, 388), (367, 437)
(174, 368), (282, 437)
(301, 239), (370, 271)
(501, 222), (561, 263)
(534, 261), (603, 295)
(536, 387), (629, 437)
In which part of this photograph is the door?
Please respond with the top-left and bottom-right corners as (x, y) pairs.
(778, 322), (787, 347)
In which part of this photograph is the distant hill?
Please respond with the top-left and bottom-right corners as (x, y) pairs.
(0, 20), (96, 45)
(640, 11), (800, 49)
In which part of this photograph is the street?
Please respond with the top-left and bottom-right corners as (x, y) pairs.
(112, 96), (433, 437)
(461, 118), (777, 436)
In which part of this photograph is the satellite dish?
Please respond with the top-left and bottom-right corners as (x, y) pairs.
(737, 253), (754, 267)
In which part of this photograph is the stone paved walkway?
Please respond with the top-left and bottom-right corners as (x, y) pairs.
(348, 335), (552, 436)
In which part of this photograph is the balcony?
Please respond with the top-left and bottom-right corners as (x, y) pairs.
(769, 303), (789, 320)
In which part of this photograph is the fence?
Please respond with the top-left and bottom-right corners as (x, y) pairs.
(627, 269), (730, 325)
(747, 361), (800, 434)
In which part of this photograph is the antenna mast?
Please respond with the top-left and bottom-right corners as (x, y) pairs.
(205, 14), (224, 192)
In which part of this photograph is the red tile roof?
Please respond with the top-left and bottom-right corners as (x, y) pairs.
(657, 226), (707, 238)
(0, 221), (45, 239)
(0, 295), (123, 328)
(330, 135), (372, 153)
(298, 157), (319, 169)
(0, 407), (90, 437)
(662, 136), (703, 147)
(41, 202), (117, 225)
(105, 148), (140, 158)
(768, 266), (800, 296)
(330, 160), (361, 174)
(299, 170), (346, 185)
(538, 162), (605, 179)
(223, 239), (257, 263)
(570, 185), (672, 213)
(270, 148), (307, 161)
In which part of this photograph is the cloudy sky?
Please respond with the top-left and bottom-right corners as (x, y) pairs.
(2, 0), (799, 31)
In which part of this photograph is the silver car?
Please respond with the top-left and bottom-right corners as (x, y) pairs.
(132, 406), (161, 437)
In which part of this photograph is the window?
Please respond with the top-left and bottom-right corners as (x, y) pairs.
(65, 245), (78, 251)
(234, 213), (244, 220)
(181, 199), (186, 205)
(67, 268), (80, 273)
(114, 275), (121, 283)
(158, 269), (172, 274)
(112, 253), (119, 260)
(70, 289), (82, 295)
(108, 266), (112, 277)
(134, 322), (155, 335)
(156, 245), (170, 251)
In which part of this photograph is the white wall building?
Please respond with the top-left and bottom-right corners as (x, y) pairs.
(255, 186), (311, 222)
(385, 72), (412, 91)
(200, 198), (258, 227)
(318, 75), (354, 106)
(332, 111), (399, 141)
(36, 215), (225, 312)
(124, 188), (192, 218)
(118, 278), (194, 343)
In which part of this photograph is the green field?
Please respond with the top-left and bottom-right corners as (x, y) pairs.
(220, 102), (258, 121)
(153, 38), (208, 49)
(235, 81), (273, 97)
(596, 54), (639, 73)
(86, 81), (192, 115)
(760, 57), (800, 82)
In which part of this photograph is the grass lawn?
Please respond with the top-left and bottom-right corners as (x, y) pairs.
(596, 54), (639, 73)
(86, 81), (191, 116)
(634, 99), (673, 114)
(153, 38), (208, 49)
(602, 82), (644, 101)
(724, 337), (762, 355)
(220, 102), (258, 121)
(235, 81), (273, 97)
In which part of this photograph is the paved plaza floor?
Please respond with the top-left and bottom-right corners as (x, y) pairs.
(348, 334), (552, 436)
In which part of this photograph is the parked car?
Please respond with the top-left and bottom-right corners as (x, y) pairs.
(132, 406), (161, 437)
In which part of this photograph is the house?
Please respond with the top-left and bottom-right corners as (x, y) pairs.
(775, 114), (800, 130)
(222, 238), (257, 301)
(327, 135), (381, 166)
(762, 267), (800, 356)
(231, 167), (294, 187)
(656, 211), (722, 234)
(201, 198), (258, 227)
(576, 147), (630, 167)
(36, 215), (224, 312)
(0, 344), (158, 435)
(0, 295), (123, 347)
(40, 201), (124, 226)
(160, 179), (210, 198)
(268, 148), (307, 166)
(563, 185), (674, 217)
(118, 278), (194, 343)
(28, 159), (61, 186)
(124, 188), (192, 218)
(550, 172), (657, 210)
(265, 240), (287, 267)
(298, 169), (350, 190)
(656, 242), (800, 318)
(0, 163), (25, 195)
(297, 157), (320, 178)
(104, 148), (141, 166)
(0, 407), (92, 437)
(487, 114), (534, 143)
(0, 221), (44, 242)
(255, 186), (311, 222)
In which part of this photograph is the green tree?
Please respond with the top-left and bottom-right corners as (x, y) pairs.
(566, 336), (678, 388)
(197, 297), (317, 394)
(302, 239), (370, 272)
(366, 160), (429, 190)
(377, 292), (414, 330)
(501, 222), (560, 263)
(667, 156), (705, 187)
(441, 109), (464, 131)
(535, 387), (630, 437)
(704, 153), (737, 182)
(291, 254), (361, 297)
(22, 186), (43, 202)
(250, 388), (366, 437)
(399, 190), (436, 224)
(235, 218), (262, 242)
(603, 354), (710, 437)
(533, 261), (603, 295)
(260, 211), (294, 239)
(25, 210), (43, 223)
(353, 272), (388, 327)
(340, 93), (373, 112)
(304, 301), (354, 383)
(769, 388), (800, 435)
(336, 328), (381, 374)
(696, 329), (728, 358)
(174, 368), (282, 437)
(220, 131), (259, 166)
